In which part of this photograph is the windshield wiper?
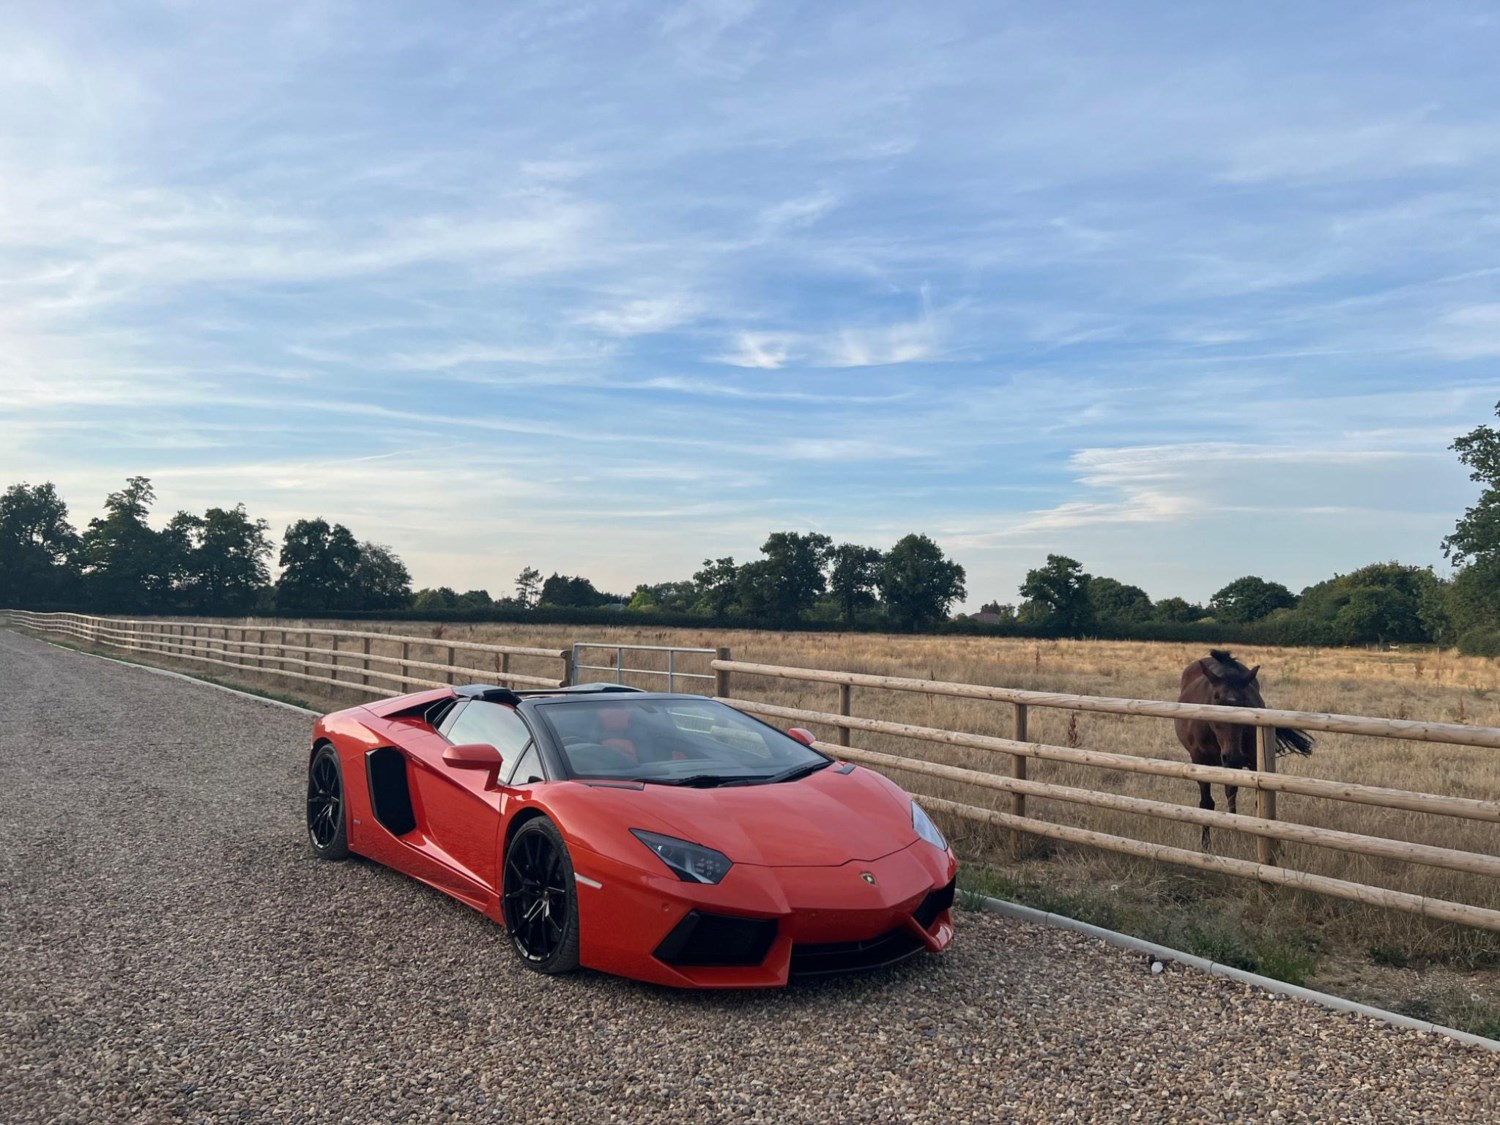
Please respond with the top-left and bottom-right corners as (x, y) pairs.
(641, 762), (831, 788)
(768, 760), (834, 785)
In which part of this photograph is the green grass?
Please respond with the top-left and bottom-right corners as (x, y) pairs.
(959, 863), (1320, 985)
(956, 854), (1500, 1038)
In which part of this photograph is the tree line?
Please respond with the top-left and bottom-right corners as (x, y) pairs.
(0, 476), (410, 616)
(0, 479), (969, 630)
(992, 554), (1455, 648)
(3, 401), (1499, 648)
(337, 531), (968, 632)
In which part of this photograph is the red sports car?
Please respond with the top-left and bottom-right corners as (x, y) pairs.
(305, 683), (957, 988)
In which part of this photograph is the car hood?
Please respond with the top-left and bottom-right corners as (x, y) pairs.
(580, 765), (919, 867)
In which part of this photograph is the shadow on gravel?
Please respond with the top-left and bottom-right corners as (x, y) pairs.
(308, 852), (950, 1009)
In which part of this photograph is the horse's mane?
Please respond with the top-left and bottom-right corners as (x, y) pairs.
(1206, 649), (1247, 675)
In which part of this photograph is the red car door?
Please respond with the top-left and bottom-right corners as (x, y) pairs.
(405, 702), (535, 895)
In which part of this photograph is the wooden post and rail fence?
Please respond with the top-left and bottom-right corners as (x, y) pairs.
(6, 609), (1500, 933)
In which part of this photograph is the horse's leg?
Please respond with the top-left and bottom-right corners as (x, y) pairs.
(1197, 781), (1214, 850)
(1225, 784), (1238, 816)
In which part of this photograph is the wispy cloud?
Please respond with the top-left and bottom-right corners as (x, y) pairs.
(576, 295), (700, 336)
(1429, 304), (1500, 359)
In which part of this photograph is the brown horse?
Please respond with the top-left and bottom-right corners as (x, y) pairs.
(1174, 650), (1313, 849)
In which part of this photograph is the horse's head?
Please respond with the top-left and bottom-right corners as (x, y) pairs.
(1201, 662), (1262, 768)
(1203, 661), (1261, 708)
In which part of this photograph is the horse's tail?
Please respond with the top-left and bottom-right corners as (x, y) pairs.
(1275, 727), (1314, 756)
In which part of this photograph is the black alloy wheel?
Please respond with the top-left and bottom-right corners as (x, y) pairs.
(306, 744), (349, 859)
(502, 818), (580, 974)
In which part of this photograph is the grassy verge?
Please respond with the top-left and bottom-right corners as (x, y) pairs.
(957, 852), (1500, 1040)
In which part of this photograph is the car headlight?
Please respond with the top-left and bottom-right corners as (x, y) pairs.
(630, 829), (733, 884)
(912, 801), (947, 851)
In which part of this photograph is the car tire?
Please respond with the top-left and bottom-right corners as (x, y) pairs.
(502, 818), (581, 974)
(306, 743), (350, 860)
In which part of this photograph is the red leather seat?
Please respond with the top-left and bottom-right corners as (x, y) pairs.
(598, 708), (637, 762)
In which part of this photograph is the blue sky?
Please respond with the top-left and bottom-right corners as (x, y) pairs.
(2, 1), (1497, 607)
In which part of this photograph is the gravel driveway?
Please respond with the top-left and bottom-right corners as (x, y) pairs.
(1, 628), (1496, 1124)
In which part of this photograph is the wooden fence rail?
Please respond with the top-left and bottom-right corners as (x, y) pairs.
(9, 610), (1500, 933)
(713, 658), (1500, 749)
(725, 698), (1500, 823)
(6, 611), (571, 695)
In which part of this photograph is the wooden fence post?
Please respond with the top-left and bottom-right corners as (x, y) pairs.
(362, 637), (372, 688)
(838, 683), (852, 746)
(331, 635), (341, 683)
(1258, 725), (1280, 866)
(1011, 703), (1029, 857)
(501, 652), (511, 685)
(400, 640), (410, 688)
(447, 645), (456, 685)
(714, 647), (731, 698)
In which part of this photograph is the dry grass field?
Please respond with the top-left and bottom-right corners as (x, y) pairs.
(25, 616), (1500, 1033)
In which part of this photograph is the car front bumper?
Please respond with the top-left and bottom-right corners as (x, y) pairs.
(571, 838), (958, 988)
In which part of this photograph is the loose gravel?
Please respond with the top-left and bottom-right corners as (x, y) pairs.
(1, 628), (1497, 1124)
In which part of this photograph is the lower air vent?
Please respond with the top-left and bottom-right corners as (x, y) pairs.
(913, 879), (956, 931)
(654, 911), (778, 967)
(789, 928), (925, 977)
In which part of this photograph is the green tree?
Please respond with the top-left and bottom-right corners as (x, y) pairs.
(880, 533), (967, 631)
(169, 504), (273, 613)
(1208, 576), (1296, 623)
(80, 477), (175, 611)
(1449, 556), (1500, 636)
(538, 573), (613, 607)
(352, 542), (413, 610)
(733, 558), (778, 621)
(692, 557), (740, 618)
(514, 566), (542, 609)
(1418, 574), (1456, 645)
(629, 580), (699, 613)
(1443, 399), (1500, 565)
(1088, 576), (1153, 626)
(757, 532), (834, 623)
(454, 589), (494, 611)
(1019, 554), (1095, 636)
(1293, 562), (1436, 644)
(827, 543), (883, 626)
(0, 481), (81, 606)
(412, 587), (457, 612)
(1152, 596), (1205, 624)
(1443, 402), (1500, 644)
(276, 518), (361, 612)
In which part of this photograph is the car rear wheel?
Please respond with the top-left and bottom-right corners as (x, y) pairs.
(502, 818), (580, 974)
(306, 744), (349, 860)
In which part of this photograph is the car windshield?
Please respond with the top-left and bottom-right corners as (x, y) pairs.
(536, 697), (829, 786)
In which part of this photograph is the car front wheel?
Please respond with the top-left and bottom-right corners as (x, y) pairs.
(502, 818), (580, 974)
(306, 743), (350, 860)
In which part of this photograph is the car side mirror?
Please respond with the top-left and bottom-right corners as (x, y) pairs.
(787, 728), (817, 747)
(443, 743), (504, 787)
